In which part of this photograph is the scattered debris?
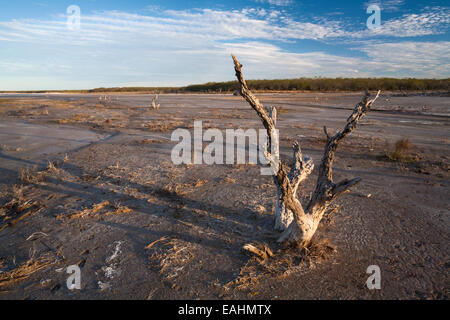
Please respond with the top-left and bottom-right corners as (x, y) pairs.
(145, 236), (170, 250)
(26, 232), (49, 241)
(70, 201), (110, 219)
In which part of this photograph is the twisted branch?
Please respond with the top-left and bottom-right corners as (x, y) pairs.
(232, 54), (380, 245)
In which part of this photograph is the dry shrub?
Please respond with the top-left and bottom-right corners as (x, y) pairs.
(46, 161), (60, 173)
(19, 166), (46, 184)
(386, 138), (417, 162)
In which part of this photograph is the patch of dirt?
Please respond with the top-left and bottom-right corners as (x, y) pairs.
(0, 92), (448, 300)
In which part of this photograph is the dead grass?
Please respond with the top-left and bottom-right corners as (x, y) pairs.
(0, 256), (57, 289)
(106, 202), (133, 216)
(147, 237), (195, 284)
(70, 200), (111, 219)
(223, 176), (236, 184)
(0, 144), (23, 152)
(277, 106), (289, 114)
(55, 113), (93, 124)
(18, 166), (44, 184)
(0, 187), (42, 232)
(193, 179), (208, 188)
(70, 200), (132, 219)
(133, 138), (167, 145)
(143, 120), (185, 132)
(19, 162), (62, 184)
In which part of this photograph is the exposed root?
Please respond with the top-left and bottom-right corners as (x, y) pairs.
(225, 239), (336, 292)
(243, 243), (274, 262)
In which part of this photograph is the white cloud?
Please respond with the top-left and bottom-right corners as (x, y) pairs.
(254, 0), (293, 6)
(0, 9), (349, 45)
(0, 7), (448, 46)
(362, 8), (450, 37)
(364, 0), (404, 12)
(0, 7), (448, 89)
(359, 41), (450, 78)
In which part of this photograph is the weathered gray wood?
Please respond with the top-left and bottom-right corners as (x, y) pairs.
(232, 54), (380, 247)
(152, 94), (160, 110)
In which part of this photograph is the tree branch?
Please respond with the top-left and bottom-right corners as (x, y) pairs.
(231, 54), (380, 246)
(232, 54), (276, 149)
(307, 90), (381, 213)
(288, 141), (314, 194)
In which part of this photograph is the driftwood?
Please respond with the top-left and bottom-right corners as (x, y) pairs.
(243, 243), (274, 261)
(232, 55), (380, 246)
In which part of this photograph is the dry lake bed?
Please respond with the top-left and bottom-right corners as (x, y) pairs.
(0, 92), (448, 299)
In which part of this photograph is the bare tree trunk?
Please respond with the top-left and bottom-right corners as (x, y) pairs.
(152, 94), (160, 110)
(231, 55), (380, 247)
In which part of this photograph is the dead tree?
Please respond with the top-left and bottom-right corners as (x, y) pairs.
(98, 95), (112, 105)
(152, 94), (160, 110)
(232, 55), (380, 247)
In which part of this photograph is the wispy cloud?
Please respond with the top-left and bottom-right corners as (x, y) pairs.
(254, 0), (293, 6)
(363, 0), (404, 12)
(361, 7), (450, 37)
(0, 7), (448, 45)
(359, 41), (450, 78)
(0, 9), (348, 44)
(0, 5), (448, 89)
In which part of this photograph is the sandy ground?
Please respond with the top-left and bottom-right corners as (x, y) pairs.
(0, 92), (448, 300)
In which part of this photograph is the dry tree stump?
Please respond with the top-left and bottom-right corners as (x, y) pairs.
(231, 54), (380, 248)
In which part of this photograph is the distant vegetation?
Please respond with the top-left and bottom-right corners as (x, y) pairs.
(2, 78), (449, 94)
(180, 78), (450, 93)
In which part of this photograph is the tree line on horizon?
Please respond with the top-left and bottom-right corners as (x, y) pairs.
(88, 78), (450, 93)
(2, 78), (448, 93)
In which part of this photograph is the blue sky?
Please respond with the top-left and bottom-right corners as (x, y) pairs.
(0, 0), (449, 90)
